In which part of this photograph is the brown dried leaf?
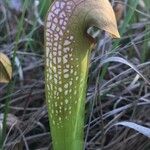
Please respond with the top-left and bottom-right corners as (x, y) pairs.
(0, 53), (12, 83)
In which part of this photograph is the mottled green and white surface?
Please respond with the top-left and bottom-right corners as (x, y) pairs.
(45, 0), (119, 149)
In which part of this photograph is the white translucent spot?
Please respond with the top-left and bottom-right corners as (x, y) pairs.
(50, 84), (53, 90)
(59, 30), (63, 36)
(54, 18), (58, 23)
(47, 85), (50, 91)
(57, 57), (61, 63)
(69, 111), (71, 114)
(46, 22), (51, 27)
(54, 73), (58, 79)
(55, 102), (58, 107)
(64, 74), (69, 78)
(54, 42), (58, 47)
(48, 41), (52, 47)
(63, 21), (67, 26)
(53, 57), (57, 64)
(70, 69), (73, 74)
(51, 23), (56, 30)
(59, 19), (63, 25)
(53, 47), (57, 51)
(64, 90), (68, 95)
(63, 69), (68, 73)
(54, 34), (59, 41)
(53, 51), (57, 56)
(55, 1), (60, 8)
(46, 37), (50, 42)
(69, 53), (73, 57)
(74, 91), (77, 95)
(58, 50), (62, 56)
(58, 65), (61, 69)
(62, 26), (66, 30)
(48, 99), (51, 105)
(66, 5), (71, 10)
(58, 87), (62, 92)
(66, 64), (70, 68)
(46, 32), (50, 37)
(51, 5), (55, 11)
(70, 36), (74, 40)
(60, 2), (65, 8)
(51, 109), (54, 114)
(59, 11), (66, 18)
(64, 40), (71, 46)
(64, 17), (68, 21)
(48, 12), (54, 20)
(74, 71), (77, 76)
(58, 45), (62, 50)
(58, 70), (62, 75)
(69, 81), (73, 85)
(76, 76), (79, 80)
(53, 120), (55, 125)
(54, 78), (57, 84)
(54, 8), (61, 14)
(64, 83), (69, 88)
(56, 27), (60, 32)
(65, 99), (68, 104)
(63, 56), (68, 64)
(63, 47), (70, 53)
(49, 52), (52, 59)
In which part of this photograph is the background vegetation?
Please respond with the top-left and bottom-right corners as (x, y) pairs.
(0, 0), (150, 149)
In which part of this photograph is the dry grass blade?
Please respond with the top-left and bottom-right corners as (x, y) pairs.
(100, 56), (150, 85)
(106, 121), (150, 138)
